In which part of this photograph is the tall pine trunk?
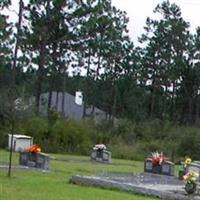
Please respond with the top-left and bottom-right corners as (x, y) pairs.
(35, 41), (46, 115)
(83, 48), (91, 118)
(62, 69), (67, 115)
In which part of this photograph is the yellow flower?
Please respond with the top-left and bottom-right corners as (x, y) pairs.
(184, 158), (192, 166)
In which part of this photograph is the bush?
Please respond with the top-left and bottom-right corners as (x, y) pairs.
(135, 119), (174, 140)
(178, 127), (200, 160)
(109, 142), (138, 160)
(114, 119), (136, 145)
(20, 117), (48, 144)
(2, 116), (200, 161)
(0, 128), (9, 148)
(49, 119), (93, 154)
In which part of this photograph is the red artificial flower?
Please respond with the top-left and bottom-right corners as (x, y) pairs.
(150, 152), (166, 166)
(26, 144), (41, 153)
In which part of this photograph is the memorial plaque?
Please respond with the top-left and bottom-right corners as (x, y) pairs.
(27, 161), (36, 167)
(161, 161), (174, 176)
(19, 153), (28, 165)
(162, 163), (170, 173)
(103, 151), (112, 163)
(103, 152), (109, 160)
(91, 150), (97, 159)
(144, 159), (153, 172)
(152, 164), (162, 174)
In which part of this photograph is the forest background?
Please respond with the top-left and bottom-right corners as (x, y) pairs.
(0, 0), (200, 161)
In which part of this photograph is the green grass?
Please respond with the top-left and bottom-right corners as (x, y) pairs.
(0, 149), (158, 200)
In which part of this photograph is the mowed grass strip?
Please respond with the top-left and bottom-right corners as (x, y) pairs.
(0, 150), (158, 200)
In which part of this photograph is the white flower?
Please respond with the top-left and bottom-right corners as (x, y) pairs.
(93, 144), (106, 150)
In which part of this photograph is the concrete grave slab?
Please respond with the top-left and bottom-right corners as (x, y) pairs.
(69, 172), (200, 200)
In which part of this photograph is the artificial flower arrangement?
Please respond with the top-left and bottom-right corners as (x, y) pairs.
(26, 144), (41, 153)
(178, 157), (192, 180)
(183, 171), (199, 194)
(180, 156), (200, 194)
(150, 151), (167, 166)
(184, 157), (192, 167)
(93, 144), (106, 150)
(183, 171), (199, 183)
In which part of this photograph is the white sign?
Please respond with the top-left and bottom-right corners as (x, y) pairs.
(75, 91), (83, 105)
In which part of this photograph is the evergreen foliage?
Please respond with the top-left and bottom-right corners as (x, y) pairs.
(1, 1), (200, 159)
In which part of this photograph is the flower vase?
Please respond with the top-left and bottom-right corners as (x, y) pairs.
(185, 181), (197, 194)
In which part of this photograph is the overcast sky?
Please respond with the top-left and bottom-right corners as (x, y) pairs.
(6, 0), (200, 46)
(112, 0), (200, 45)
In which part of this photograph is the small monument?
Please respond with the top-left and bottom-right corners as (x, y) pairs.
(144, 152), (174, 176)
(19, 144), (50, 170)
(90, 144), (111, 163)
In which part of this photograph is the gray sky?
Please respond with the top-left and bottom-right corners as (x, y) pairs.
(6, 0), (200, 46)
(112, 0), (200, 45)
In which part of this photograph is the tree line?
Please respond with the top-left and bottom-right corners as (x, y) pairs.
(1, 0), (200, 126)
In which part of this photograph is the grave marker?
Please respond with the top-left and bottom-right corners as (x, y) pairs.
(90, 144), (111, 163)
(144, 152), (174, 176)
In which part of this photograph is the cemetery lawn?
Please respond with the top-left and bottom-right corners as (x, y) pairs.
(0, 149), (158, 200)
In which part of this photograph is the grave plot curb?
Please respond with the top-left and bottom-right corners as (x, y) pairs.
(69, 175), (200, 200)
(0, 164), (50, 172)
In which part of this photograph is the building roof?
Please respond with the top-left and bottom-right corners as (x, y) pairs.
(40, 92), (108, 122)
(8, 134), (32, 139)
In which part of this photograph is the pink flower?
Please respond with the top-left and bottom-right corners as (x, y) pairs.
(93, 144), (106, 150)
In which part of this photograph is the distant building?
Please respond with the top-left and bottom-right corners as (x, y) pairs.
(39, 92), (109, 122)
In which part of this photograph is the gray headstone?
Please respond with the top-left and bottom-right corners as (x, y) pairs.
(19, 152), (50, 170)
(19, 153), (28, 165)
(162, 163), (170, 173)
(90, 150), (97, 160)
(144, 159), (174, 176)
(161, 161), (174, 176)
(90, 149), (111, 163)
(145, 160), (153, 171)
(186, 162), (200, 181)
(144, 159), (153, 172)
(103, 152), (109, 160)
(27, 161), (36, 167)
(103, 151), (111, 163)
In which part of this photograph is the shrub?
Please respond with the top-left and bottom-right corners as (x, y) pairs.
(178, 128), (200, 160)
(136, 119), (173, 140)
(49, 119), (93, 154)
(109, 142), (137, 160)
(0, 127), (9, 148)
(114, 119), (136, 145)
(2, 115), (200, 162)
(21, 117), (48, 144)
